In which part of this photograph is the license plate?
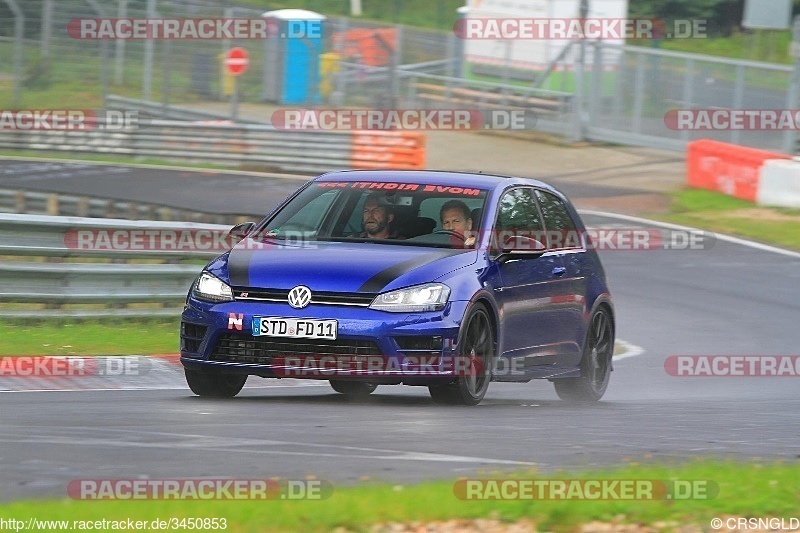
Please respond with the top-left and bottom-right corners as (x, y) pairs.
(252, 317), (337, 340)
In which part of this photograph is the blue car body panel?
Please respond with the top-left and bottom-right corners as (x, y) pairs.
(181, 170), (613, 384)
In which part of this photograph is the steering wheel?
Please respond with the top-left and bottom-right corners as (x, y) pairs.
(432, 229), (466, 242)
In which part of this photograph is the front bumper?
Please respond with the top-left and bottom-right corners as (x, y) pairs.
(180, 297), (470, 384)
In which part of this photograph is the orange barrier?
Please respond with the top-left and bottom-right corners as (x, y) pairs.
(351, 131), (426, 170)
(687, 139), (790, 202)
(332, 28), (397, 67)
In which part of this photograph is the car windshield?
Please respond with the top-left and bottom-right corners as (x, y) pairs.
(255, 180), (489, 249)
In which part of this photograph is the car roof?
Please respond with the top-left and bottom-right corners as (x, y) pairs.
(315, 170), (563, 196)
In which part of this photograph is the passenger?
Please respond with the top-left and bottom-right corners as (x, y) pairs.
(440, 199), (476, 247)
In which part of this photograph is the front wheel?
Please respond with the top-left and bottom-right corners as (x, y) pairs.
(429, 303), (495, 406)
(329, 380), (377, 396)
(553, 307), (614, 402)
(185, 368), (247, 398)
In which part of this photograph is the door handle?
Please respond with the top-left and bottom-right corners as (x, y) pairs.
(552, 266), (566, 277)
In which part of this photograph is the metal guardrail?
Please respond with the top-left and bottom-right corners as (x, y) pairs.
(106, 95), (263, 124)
(0, 213), (228, 318)
(0, 187), (247, 225)
(0, 117), (426, 175)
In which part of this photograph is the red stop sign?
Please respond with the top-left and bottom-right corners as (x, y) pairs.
(225, 47), (250, 76)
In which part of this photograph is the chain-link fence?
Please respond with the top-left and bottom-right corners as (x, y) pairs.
(0, 0), (797, 154)
(583, 42), (794, 152)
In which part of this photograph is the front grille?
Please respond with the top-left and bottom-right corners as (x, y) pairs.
(180, 322), (207, 353)
(210, 333), (381, 365)
(233, 288), (376, 307)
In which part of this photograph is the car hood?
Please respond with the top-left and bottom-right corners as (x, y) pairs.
(216, 238), (477, 293)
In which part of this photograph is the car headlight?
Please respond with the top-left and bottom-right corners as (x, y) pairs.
(369, 283), (450, 313)
(192, 272), (234, 303)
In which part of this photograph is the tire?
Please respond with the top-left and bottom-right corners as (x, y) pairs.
(428, 303), (495, 406)
(329, 380), (377, 396)
(554, 307), (614, 402)
(185, 368), (247, 398)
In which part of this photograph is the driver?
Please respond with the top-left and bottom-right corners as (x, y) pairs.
(357, 192), (402, 239)
(440, 199), (476, 247)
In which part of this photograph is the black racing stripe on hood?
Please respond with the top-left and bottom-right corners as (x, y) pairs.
(357, 250), (464, 293)
(227, 247), (255, 287)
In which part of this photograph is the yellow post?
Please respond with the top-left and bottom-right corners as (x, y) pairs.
(319, 52), (341, 100)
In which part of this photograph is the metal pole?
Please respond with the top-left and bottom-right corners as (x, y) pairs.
(390, 25), (403, 109)
(783, 15), (800, 153)
(143, 0), (157, 100)
(571, 0), (589, 142)
(41, 0), (53, 59)
(2, 0), (23, 107)
(222, 6), (234, 99)
(232, 77), (240, 121)
(115, 0), (128, 85)
(680, 58), (695, 144)
(163, 39), (172, 111)
(731, 64), (745, 146)
(86, 0), (110, 110)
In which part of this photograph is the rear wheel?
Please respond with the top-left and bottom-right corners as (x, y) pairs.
(329, 380), (377, 396)
(554, 307), (614, 402)
(185, 368), (247, 398)
(429, 303), (495, 406)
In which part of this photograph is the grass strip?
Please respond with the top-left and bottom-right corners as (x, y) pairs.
(653, 188), (800, 251)
(0, 318), (180, 356)
(0, 461), (797, 532)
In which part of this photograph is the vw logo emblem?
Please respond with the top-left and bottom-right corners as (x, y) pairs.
(287, 285), (312, 309)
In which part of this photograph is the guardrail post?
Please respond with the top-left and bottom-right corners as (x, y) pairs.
(14, 191), (25, 213)
(77, 198), (89, 217)
(46, 194), (59, 216)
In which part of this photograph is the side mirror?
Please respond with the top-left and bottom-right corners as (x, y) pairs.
(496, 235), (547, 262)
(227, 222), (256, 244)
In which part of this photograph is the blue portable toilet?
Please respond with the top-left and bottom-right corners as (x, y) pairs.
(261, 9), (327, 105)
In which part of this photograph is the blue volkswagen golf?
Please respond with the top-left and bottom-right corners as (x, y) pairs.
(180, 170), (614, 405)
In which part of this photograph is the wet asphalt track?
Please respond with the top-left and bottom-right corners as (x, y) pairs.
(1, 207), (799, 501)
(0, 159), (643, 217)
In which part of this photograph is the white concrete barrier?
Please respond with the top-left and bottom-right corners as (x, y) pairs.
(757, 159), (800, 209)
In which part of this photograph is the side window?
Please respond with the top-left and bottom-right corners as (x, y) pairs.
(494, 188), (545, 248)
(534, 190), (580, 249)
